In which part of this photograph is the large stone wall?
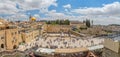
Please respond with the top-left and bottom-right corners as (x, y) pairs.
(43, 25), (71, 33)
(5, 29), (21, 50)
(0, 30), (5, 51)
(104, 38), (120, 53)
(70, 30), (85, 37)
(102, 48), (120, 57)
(0, 28), (23, 50)
(21, 30), (39, 43)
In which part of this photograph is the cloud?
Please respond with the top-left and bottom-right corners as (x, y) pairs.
(69, 2), (120, 25)
(0, 0), (120, 25)
(0, 0), (58, 20)
(63, 4), (71, 8)
(5, 13), (28, 21)
(89, 16), (120, 25)
(34, 14), (40, 20)
(34, 14), (40, 17)
(72, 2), (120, 16)
(17, 0), (57, 11)
(0, 0), (18, 14)
(0, 0), (58, 14)
(45, 10), (65, 19)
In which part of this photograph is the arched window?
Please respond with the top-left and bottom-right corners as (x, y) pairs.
(1, 44), (4, 48)
(13, 45), (17, 49)
(23, 41), (25, 43)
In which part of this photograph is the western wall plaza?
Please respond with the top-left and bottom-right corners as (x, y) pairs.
(0, 0), (120, 57)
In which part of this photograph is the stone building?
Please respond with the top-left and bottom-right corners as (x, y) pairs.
(70, 21), (85, 28)
(5, 27), (22, 50)
(0, 18), (41, 51)
(21, 29), (39, 43)
(0, 19), (22, 50)
(43, 24), (72, 33)
(102, 48), (120, 57)
(98, 33), (120, 57)
(0, 30), (6, 51)
(104, 38), (120, 53)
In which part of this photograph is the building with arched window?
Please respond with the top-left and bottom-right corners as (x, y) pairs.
(0, 19), (22, 51)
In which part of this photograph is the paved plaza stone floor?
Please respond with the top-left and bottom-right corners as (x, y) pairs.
(18, 33), (104, 54)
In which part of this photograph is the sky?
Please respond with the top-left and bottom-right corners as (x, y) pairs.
(0, 0), (120, 25)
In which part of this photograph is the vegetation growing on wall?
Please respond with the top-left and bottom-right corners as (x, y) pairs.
(46, 19), (70, 25)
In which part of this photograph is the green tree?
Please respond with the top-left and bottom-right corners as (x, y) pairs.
(86, 19), (91, 27)
(64, 19), (70, 25)
(46, 21), (51, 24)
(59, 20), (62, 25)
(46, 19), (70, 25)
(51, 21), (56, 25)
(56, 19), (59, 24)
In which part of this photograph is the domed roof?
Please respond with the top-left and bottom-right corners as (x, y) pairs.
(30, 17), (36, 21)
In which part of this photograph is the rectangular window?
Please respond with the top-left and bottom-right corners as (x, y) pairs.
(1, 37), (4, 39)
(12, 32), (14, 35)
(18, 31), (20, 34)
(15, 32), (17, 34)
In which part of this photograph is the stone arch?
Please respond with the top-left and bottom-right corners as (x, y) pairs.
(13, 45), (17, 49)
(1, 44), (4, 48)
